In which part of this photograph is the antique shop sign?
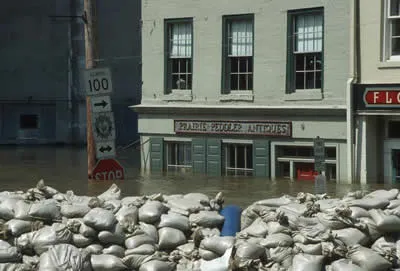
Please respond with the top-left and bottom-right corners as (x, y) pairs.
(174, 120), (292, 137)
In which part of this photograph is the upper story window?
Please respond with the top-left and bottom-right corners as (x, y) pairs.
(165, 19), (193, 94)
(286, 8), (324, 93)
(222, 14), (254, 94)
(384, 0), (400, 61)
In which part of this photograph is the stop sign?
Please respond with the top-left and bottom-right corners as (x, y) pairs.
(92, 159), (125, 181)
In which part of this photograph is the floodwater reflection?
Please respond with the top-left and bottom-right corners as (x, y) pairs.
(0, 146), (397, 207)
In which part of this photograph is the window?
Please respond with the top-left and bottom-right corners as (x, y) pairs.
(222, 143), (253, 176)
(222, 15), (254, 93)
(165, 142), (192, 171)
(287, 8), (323, 92)
(20, 114), (38, 129)
(384, 0), (400, 60)
(388, 121), (400, 138)
(165, 19), (193, 93)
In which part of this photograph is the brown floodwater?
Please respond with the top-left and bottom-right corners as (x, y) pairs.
(0, 146), (397, 207)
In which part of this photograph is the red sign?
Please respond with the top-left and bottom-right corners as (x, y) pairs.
(92, 159), (125, 181)
(364, 90), (400, 106)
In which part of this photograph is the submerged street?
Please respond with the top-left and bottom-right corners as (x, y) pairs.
(0, 146), (396, 207)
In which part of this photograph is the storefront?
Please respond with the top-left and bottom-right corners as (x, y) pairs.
(353, 84), (400, 184)
(136, 107), (349, 182)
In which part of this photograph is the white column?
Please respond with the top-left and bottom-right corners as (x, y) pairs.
(359, 116), (368, 184)
(271, 143), (276, 180)
(290, 160), (295, 181)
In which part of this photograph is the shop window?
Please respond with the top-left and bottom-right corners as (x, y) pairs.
(282, 146), (313, 157)
(165, 142), (192, 171)
(223, 143), (253, 176)
(279, 162), (290, 179)
(327, 164), (337, 181)
(388, 121), (400, 138)
(20, 114), (38, 129)
(325, 147), (336, 159)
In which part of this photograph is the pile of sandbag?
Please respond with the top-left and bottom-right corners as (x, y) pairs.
(0, 180), (227, 271)
(235, 189), (400, 270)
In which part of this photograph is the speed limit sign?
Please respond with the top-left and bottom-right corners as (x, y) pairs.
(84, 67), (113, 96)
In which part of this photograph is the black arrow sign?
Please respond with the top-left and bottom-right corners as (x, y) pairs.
(99, 146), (112, 152)
(94, 100), (108, 108)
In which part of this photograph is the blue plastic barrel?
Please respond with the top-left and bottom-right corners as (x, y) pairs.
(220, 205), (242, 236)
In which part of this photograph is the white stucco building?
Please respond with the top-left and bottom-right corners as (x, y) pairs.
(133, 0), (356, 182)
(354, 0), (400, 184)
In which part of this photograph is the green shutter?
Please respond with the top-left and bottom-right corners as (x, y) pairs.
(150, 137), (164, 172)
(286, 12), (295, 93)
(253, 140), (270, 177)
(207, 139), (221, 176)
(192, 138), (206, 174)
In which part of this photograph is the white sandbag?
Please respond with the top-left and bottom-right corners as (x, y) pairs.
(28, 202), (61, 221)
(103, 245), (125, 258)
(347, 245), (392, 271)
(348, 198), (389, 210)
(158, 213), (190, 232)
(261, 233), (293, 248)
(137, 222), (159, 242)
(332, 228), (370, 246)
(0, 241), (21, 263)
(369, 209), (400, 232)
(61, 204), (91, 218)
(168, 208), (190, 217)
(79, 223), (97, 239)
(293, 243), (322, 255)
(315, 199), (342, 212)
(330, 259), (363, 271)
(199, 236), (234, 256)
(387, 199), (400, 209)
(316, 212), (349, 230)
(176, 242), (196, 258)
(123, 254), (149, 270)
(72, 234), (93, 248)
(83, 208), (117, 231)
(98, 223), (125, 245)
(266, 221), (291, 235)
(365, 189), (399, 201)
(139, 201), (168, 224)
(235, 243), (265, 260)
(200, 247), (232, 271)
(269, 247), (294, 268)
(0, 198), (19, 220)
(291, 254), (325, 271)
(177, 259), (201, 271)
(97, 183), (121, 201)
(197, 228), (220, 238)
(0, 263), (31, 271)
(277, 203), (307, 228)
(5, 219), (32, 236)
(103, 199), (122, 214)
(85, 244), (103, 255)
(199, 248), (219, 260)
(23, 255), (40, 269)
(255, 195), (294, 207)
(125, 244), (155, 256)
(183, 193), (209, 203)
(115, 205), (138, 224)
(121, 196), (146, 207)
(240, 204), (273, 230)
(38, 244), (91, 271)
(167, 198), (204, 214)
(189, 211), (224, 228)
(158, 227), (186, 251)
(139, 260), (176, 271)
(371, 236), (396, 256)
(125, 234), (156, 249)
(349, 206), (370, 219)
(14, 200), (31, 220)
(238, 218), (268, 238)
(91, 254), (127, 271)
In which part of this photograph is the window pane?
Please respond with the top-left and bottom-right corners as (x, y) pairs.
(248, 74), (253, 90)
(231, 57), (239, 73)
(172, 59), (179, 73)
(178, 144), (185, 164)
(170, 22), (192, 58)
(168, 144), (176, 165)
(187, 74), (192, 90)
(179, 59), (188, 73)
(185, 144), (191, 165)
(392, 37), (400, 56)
(239, 58), (248, 72)
(236, 145), (245, 168)
(229, 20), (253, 56)
(306, 71), (315, 89)
(229, 145), (235, 167)
(172, 75), (179, 89)
(239, 74), (250, 90)
(306, 54), (316, 70)
(295, 13), (323, 53)
(20, 114), (38, 129)
(296, 54), (305, 71)
(315, 71), (322, 89)
(326, 147), (336, 158)
(296, 72), (305, 89)
(246, 145), (253, 169)
(230, 74), (239, 90)
(390, 0), (400, 17)
(388, 121), (400, 138)
(315, 53), (322, 70)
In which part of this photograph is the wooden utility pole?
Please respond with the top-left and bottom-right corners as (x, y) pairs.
(84, 0), (98, 178)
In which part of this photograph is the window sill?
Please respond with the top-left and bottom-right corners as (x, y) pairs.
(377, 61), (400, 69)
(219, 91), (254, 102)
(162, 90), (193, 102)
(284, 89), (323, 101)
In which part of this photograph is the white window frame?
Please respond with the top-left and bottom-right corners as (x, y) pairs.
(223, 143), (253, 176)
(384, 0), (400, 61)
(164, 141), (192, 171)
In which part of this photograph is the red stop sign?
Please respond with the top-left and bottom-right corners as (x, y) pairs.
(92, 159), (125, 181)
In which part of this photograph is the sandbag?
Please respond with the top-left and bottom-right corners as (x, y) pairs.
(199, 236), (234, 256)
(269, 247), (293, 268)
(189, 211), (224, 228)
(332, 227), (370, 246)
(97, 184), (121, 201)
(266, 221), (291, 235)
(358, 217), (382, 242)
(125, 244), (155, 256)
(158, 227), (186, 251)
(291, 253), (324, 271)
(369, 209), (400, 232)
(240, 204), (273, 230)
(139, 260), (176, 271)
(293, 243), (322, 255)
(158, 213), (190, 232)
(91, 254), (127, 271)
(200, 247), (232, 271)
(316, 212), (350, 230)
(0, 241), (21, 263)
(121, 196), (146, 207)
(103, 245), (125, 258)
(0, 198), (19, 220)
(371, 236), (396, 258)
(14, 201), (31, 220)
(261, 233), (293, 248)
(79, 223), (97, 239)
(115, 205), (138, 225)
(176, 243), (196, 258)
(72, 234), (93, 248)
(315, 199), (342, 211)
(235, 243), (265, 260)
(255, 196), (294, 207)
(38, 244), (91, 271)
(85, 244), (103, 255)
(347, 245), (392, 271)
(0, 263), (31, 271)
(167, 198), (204, 214)
(5, 219), (32, 236)
(61, 204), (91, 218)
(330, 259), (363, 271)
(102, 199), (122, 214)
(387, 199), (400, 209)
(134, 222), (158, 242)
(125, 234), (156, 249)
(365, 189), (399, 201)
(238, 218), (268, 238)
(98, 223), (125, 245)
(348, 198), (389, 210)
(349, 206), (370, 219)
(199, 249), (219, 260)
(83, 208), (117, 231)
(183, 193), (209, 203)
(139, 201), (167, 224)
(28, 202), (61, 221)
